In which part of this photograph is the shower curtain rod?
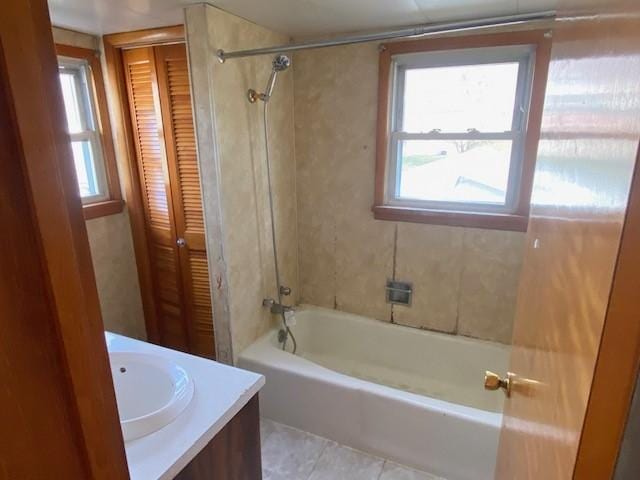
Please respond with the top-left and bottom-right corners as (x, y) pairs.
(216, 10), (555, 62)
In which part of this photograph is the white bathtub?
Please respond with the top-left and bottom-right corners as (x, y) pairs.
(238, 305), (509, 480)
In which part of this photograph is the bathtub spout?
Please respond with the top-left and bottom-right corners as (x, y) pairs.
(262, 298), (294, 315)
(272, 303), (294, 315)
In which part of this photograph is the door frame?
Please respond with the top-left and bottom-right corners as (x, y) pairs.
(103, 26), (186, 345)
(1, 0), (128, 476)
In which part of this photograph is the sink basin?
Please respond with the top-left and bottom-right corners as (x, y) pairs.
(110, 351), (194, 442)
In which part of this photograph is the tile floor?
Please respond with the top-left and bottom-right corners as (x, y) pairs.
(260, 418), (445, 480)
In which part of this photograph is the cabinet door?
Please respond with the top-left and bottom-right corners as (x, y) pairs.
(154, 43), (215, 358)
(122, 47), (189, 351)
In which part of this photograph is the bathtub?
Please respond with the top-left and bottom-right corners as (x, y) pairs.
(238, 305), (510, 480)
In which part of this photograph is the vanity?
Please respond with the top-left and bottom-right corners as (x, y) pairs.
(106, 333), (265, 479)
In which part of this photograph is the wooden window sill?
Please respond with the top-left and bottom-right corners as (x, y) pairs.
(83, 199), (124, 220)
(372, 205), (528, 232)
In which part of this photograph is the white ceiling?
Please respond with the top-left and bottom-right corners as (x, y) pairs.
(48, 0), (556, 38)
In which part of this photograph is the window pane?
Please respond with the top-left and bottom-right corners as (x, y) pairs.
(59, 71), (84, 134)
(71, 140), (100, 198)
(402, 62), (520, 133)
(397, 140), (513, 205)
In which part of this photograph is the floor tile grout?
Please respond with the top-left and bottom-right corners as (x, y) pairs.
(377, 460), (388, 480)
(260, 429), (275, 447)
(305, 438), (330, 479)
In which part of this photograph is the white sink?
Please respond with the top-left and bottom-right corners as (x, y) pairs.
(110, 351), (194, 442)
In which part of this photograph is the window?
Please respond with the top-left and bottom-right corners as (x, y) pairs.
(56, 44), (122, 218)
(58, 57), (107, 201)
(374, 32), (550, 231)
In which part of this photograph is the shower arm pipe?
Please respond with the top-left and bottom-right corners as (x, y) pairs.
(216, 10), (555, 62)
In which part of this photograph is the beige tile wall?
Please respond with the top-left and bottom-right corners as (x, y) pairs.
(86, 213), (146, 339)
(394, 224), (463, 334)
(295, 44), (396, 322)
(187, 12), (528, 350)
(293, 43), (525, 344)
(186, 5), (298, 357)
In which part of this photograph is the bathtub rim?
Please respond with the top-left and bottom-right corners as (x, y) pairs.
(292, 304), (512, 353)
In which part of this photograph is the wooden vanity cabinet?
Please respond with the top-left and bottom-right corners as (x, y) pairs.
(175, 395), (262, 480)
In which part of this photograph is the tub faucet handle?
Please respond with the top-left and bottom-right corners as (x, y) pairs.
(280, 286), (291, 296)
(262, 298), (275, 308)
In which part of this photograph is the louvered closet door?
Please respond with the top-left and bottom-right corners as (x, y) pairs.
(154, 43), (215, 359)
(122, 47), (190, 352)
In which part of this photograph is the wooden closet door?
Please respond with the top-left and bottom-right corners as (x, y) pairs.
(154, 43), (215, 359)
(122, 47), (190, 352)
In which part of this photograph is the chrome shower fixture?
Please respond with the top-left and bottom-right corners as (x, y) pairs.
(248, 54), (291, 103)
(272, 54), (291, 71)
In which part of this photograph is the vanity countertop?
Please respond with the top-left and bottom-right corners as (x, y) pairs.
(106, 332), (265, 480)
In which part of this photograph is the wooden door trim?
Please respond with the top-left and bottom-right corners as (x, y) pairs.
(102, 26), (185, 344)
(373, 30), (551, 231)
(54, 43), (125, 220)
(2, 0), (128, 476)
(104, 25), (184, 48)
(574, 142), (640, 479)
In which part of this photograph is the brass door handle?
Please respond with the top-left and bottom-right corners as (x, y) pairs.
(484, 371), (514, 397)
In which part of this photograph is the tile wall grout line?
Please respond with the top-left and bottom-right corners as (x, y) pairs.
(290, 54), (301, 306)
(331, 52), (339, 313)
(391, 223), (398, 279)
(390, 223), (398, 323)
(454, 227), (468, 335)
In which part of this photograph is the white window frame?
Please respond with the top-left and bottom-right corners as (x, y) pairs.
(58, 56), (109, 204)
(386, 45), (536, 214)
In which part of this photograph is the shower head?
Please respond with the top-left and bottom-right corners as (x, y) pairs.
(272, 54), (291, 72)
(248, 54), (292, 103)
(263, 54), (291, 101)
